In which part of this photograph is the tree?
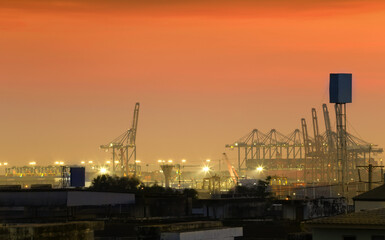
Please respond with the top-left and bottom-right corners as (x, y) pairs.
(90, 175), (199, 199)
(90, 175), (114, 191)
(89, 175), (141, 192)
(229, 176), (271, 198)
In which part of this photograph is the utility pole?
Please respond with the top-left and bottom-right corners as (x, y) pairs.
(357, 164), (384, 191)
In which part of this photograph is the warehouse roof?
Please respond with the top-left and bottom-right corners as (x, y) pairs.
(353, 184), (385, 201)
(0, 190), (135, 207)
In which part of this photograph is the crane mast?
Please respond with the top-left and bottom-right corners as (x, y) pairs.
(301, 118), (310, 183)
(322, 104), (335, 181)
(322, 104), (334, 151)
(311, 108), (320, 144)
(312, 108), (325, 181)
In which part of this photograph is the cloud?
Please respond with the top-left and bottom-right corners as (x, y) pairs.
(1, 0), (384, 31)
(1, 0), (385, 18)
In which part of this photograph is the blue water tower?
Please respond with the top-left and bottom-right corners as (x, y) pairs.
(329, 73), (352, 104)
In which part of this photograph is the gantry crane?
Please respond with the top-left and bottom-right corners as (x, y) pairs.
(100, 102), (140, 176)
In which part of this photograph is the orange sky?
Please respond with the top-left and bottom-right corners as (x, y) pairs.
(1, 0), (385, 168)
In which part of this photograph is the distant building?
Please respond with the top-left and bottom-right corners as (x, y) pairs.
(0, 190), (135, 221)
(304, 208), (385, 240)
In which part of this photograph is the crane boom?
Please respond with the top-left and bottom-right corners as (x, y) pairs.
(223, 153), (238, 184)
(130, 103), (140, 145)
(322, 104), (334, 152)
(312, 108), (322, 153)
(301, 118), (310, 182)
(301, 118), (310, 154)
(311, 108), (319, 141)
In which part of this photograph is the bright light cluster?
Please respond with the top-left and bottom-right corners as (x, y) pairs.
(202, 166), (210, 173)
(99, 167), (108, 174)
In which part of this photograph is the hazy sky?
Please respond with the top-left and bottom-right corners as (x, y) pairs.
(1, 0), (385, 168)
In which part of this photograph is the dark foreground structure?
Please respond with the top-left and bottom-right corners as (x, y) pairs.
(0, 222), (103, 240)
(0, 188), (350, 239)
(0, 189), (243, 239)
(304, 208), (385, 240)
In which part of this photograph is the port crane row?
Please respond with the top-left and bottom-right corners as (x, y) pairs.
(225, 103), (383, 184)
(98, 101), (382, 188)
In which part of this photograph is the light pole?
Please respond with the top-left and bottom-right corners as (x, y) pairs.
(178, 164), (181, 189)
(181, 159), (186, 187)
